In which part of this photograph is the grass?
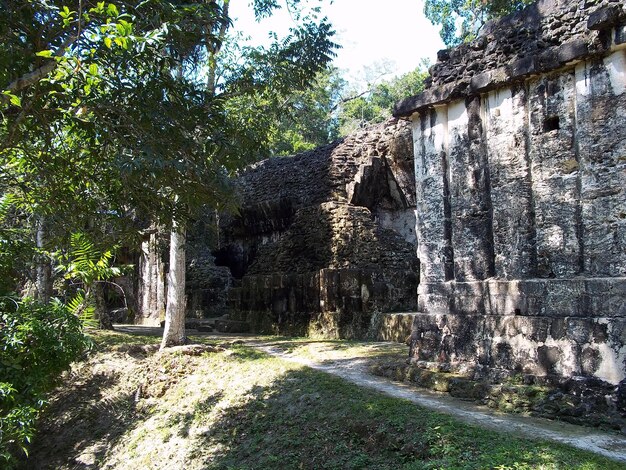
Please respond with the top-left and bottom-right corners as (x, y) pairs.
(22, 331), (625, 470)
(87, 327), (161, 348)
(253, 335), (408, 363)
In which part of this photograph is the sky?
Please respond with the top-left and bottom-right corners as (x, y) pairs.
(229, 0), (445, 84)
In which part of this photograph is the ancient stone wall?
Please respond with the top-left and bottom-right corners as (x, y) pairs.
(395, 0), (626, 384)
(214, 119), (419, 338)
(136, 232), (166, 326)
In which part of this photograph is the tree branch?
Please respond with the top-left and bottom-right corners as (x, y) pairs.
(4, 32), (78, 94)
(330, 88), (369, 112)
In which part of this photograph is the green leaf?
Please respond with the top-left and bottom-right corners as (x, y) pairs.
(2, 91), (22, 107)
(106, 3), (119, 17)
(35, 50), (54, 58)
(114, 36), (128, 49)
(89, 63), (98, 76)
(90, 2), (105, 14)
(118, 19), (132, 35)
(104, 36), (112, 48)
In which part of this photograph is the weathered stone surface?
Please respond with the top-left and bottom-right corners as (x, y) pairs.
(588, 4), (626, 30)
(407, 307), (626, 383)
(399, 0), (626, 384)
(394, 0), (626, 116)
(376, 313), (417, 343)
(372, 359), (626, 431)
(225, 202), (418, 338)
(214, 319), (250, 333)
(206, 119), (419, 338)
(185, 252), (233, 318)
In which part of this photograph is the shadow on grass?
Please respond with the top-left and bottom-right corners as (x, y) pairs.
(191, 367), (621, 470)
(89, 328), (161, 349)
(226, 346), (268, 361)
(20, 344), (623, 470)
(20, 372), (138, 470)
(167, 391), (225, 439)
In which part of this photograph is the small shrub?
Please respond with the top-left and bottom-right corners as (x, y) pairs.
(0, 298), (91, 467)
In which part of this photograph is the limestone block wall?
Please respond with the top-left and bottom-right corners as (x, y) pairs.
(213, 119), (419, 338)
(395, 0), (626, 384)
(227, 201), (418, 338)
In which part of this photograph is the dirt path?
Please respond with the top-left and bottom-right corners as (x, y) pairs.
(114, 325), (626, 463)
(249, 342), (626, 464)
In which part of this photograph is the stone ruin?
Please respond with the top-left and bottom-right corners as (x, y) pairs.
(132, 0), (626, 396)
(394, 0), (626, 386)
(211, 119), (419, 338)
(133, 119), (420, 339)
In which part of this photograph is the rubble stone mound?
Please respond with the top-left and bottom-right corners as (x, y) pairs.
(211, 118), (419, 338)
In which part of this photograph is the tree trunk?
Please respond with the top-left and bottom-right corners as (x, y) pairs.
(160, 222), (187, 349)
(206, 0), (230, 93)
(94, 282), (114, 330)
(35, 216), (52, 303)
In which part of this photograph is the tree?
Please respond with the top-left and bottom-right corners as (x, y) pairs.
(157, 1), (338, 347)
(423, 0), (534, 47)
(267, 67), (345, 155)
(1, 0), (337, 346)
(338, 64), (428, 134)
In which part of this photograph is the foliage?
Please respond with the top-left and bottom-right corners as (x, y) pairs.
(424, 0), (534, 46)
(0, 196), (35, 296)
(55, 232), (126, 327)
(268, 67), (345, 155)
(0, 0), (338, 231)
(57, 232), (123, 288)
(338, 65), (428, 135)
(260, 63), (429, 150)
(0, 0), (337, 346)
(0, 298), (90, 466)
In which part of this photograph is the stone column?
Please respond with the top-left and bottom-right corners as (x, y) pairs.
(447, 97), (495, 282)
(412, 107), (453, 313)
(575, 53), (626, 276)
(528, 72), (581, 278)
(484, 86), (535, 280)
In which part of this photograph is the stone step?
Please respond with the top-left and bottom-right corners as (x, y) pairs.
(184, 319), (215, 332)
(214, 319), (250, 333)
(376, 312), (419, 343)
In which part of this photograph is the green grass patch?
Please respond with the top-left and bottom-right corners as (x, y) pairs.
(202, 349), (621, 470)
(88, 328), (161, 349)
(24, 333), (624, 470)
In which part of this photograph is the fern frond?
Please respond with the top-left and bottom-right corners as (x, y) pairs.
(78, 305), (98, 328)
(66, 290), (85, 315)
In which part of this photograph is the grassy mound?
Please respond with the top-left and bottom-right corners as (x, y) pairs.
(22, 331), (623, 469)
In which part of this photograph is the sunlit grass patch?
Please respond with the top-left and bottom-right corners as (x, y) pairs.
(258, 336), (408, 363)
(87, 328), (160, 349)
(24, 331), (624, 470)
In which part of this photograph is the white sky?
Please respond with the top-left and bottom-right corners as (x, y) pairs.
(229, 0), (445, 83)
